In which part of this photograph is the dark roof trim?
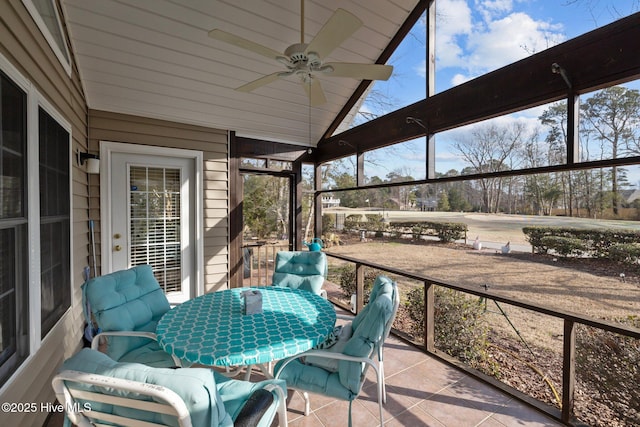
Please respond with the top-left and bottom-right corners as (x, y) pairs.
(319, 0), (429, 141)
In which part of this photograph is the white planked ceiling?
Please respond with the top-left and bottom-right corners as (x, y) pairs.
(61, 0), (420, 146)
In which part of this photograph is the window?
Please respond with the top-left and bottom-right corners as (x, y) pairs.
(39, 107), (70, 337)
(129, 166), (181, 294)
(0, 70), (29, 385)
(0, 56), (71, 387)
(21, 0), (71, 75)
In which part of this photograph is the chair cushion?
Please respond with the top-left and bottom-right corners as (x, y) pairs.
(276, 276), (396, 397)
(272, 251), (327, 294)
(273, 358), (356, 401)
(83, 265), (171, 361)
(118, 341), (178, 368)
(338, 275), (395, 393)
(306, 323), (353, 371)
(214, 371), (286, 426)
(61, 348), (233, 427)
(313, 323), (352, 350)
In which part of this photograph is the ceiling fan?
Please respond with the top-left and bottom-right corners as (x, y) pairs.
(208, 0), (393, 106)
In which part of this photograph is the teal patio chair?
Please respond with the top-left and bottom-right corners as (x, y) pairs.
(53, 348), (288, 427)
(82, 264), (180, 368)
(273, 275), (399, 426)
(271, 250), (328, 297)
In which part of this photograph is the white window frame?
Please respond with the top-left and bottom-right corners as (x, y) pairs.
(0, 51), (73, 391)
(21, 0), (72, 76)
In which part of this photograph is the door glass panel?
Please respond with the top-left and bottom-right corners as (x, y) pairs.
(242, 174), (291, 286)
(129, 166), (181, 294)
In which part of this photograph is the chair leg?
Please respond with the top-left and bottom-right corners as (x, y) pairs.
(302, 391), (311, 416)
(379, 359), (387, 404)
(378, 346), (387, 404)
(376, 373), (384, 426)
(244, 365), (252, 381)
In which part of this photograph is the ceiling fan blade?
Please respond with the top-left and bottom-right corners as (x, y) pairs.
(305, 9), (362, 59)
(301, 78), (327, 106)
(208, 29), (282, 60)
(236, 72), (282, 92)
(324, 62), (393, 81)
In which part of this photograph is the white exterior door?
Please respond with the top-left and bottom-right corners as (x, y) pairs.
(101, 142), (203, 303)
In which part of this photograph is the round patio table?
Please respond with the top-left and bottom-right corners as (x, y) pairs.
(156, 286), (336, 367)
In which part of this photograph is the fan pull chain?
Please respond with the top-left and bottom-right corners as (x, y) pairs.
(300, 0), (305, 44)
(308, 79), (312, 145)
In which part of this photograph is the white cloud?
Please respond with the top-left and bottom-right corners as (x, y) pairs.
(466, 12), (564, 72)
(475, 0), (513, 21)
(436, 0), (566, 84)
(436, 152), (464, 162)
(415, 59), (426, 77)
(451, 73), (472, 86)
(435, 0), (473, 69)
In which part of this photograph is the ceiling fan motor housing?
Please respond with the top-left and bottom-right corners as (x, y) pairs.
(284, 43), (309, 63)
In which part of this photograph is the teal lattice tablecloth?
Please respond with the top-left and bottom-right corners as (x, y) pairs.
(156, 286), (336, 367)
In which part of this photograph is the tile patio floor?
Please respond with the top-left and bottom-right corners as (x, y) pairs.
(44, 332), (564, 427)
(45, 310), (565, 427)
(279, 332), (564, 427)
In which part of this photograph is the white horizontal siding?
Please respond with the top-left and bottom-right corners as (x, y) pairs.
(63, 0), (420, 145)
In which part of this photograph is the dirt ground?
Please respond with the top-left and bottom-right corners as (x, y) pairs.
(324, 235), (640, 426)
(326, 237), (639, 329)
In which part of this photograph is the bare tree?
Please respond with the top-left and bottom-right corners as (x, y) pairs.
(453, 122), (526, 213)
(581, 86), (640, 215)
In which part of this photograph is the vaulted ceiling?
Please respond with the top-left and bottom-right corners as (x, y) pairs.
(62, 0), (422, 146)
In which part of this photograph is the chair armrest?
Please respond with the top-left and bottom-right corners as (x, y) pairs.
(90, 331), (158, 350)
(90, 331), (183, 366)
(53, 370), (191, 427)
(91, 331), (158, 346)
(234, 382), (288, 427)
(233, 389), (274, 427)
(295, 349), (375, 364)
(274, 349), (378, 380)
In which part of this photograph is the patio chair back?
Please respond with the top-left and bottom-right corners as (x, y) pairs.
(82, 264), (174, 366)
(271, 250), (327, 296)
(274, 275), (399, 426)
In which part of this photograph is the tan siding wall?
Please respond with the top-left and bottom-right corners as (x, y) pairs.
(88, 110), (229, 293)
(0, 1), (88, 426)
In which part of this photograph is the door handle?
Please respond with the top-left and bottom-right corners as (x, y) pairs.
(114, 245), (122, 251)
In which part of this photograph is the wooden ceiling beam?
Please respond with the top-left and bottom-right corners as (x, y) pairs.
(235, 136), (312, 162)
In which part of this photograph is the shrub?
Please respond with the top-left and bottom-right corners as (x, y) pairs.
(575, 316), (640, 426)
(523, 226), (640, 259)
(343, 214), (362, 231)
(406, 286), (492, 370)
(432, 222), (467, 242)
(336, 264), (377, 303)
(609, 243), (640, 264)
(365, 214), (385, 228)
(388, 221), (467, 243)
(322, 213), (335, 232)
(540, 236), (586, 257)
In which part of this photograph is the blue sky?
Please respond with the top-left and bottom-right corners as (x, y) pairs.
(355, 0), (640, 184)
